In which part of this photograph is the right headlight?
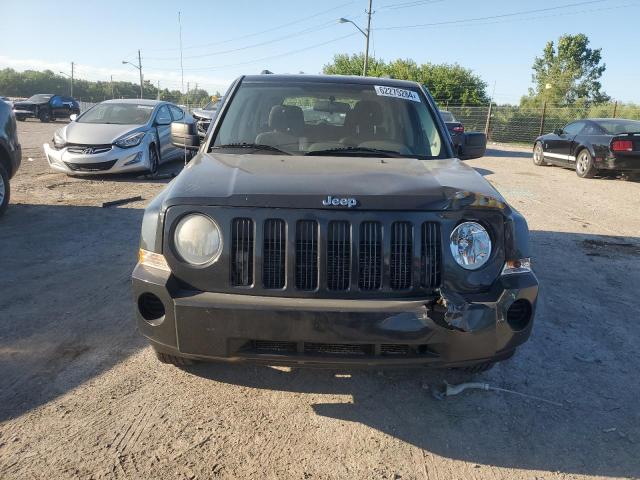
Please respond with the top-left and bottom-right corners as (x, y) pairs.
(449, 221), (492, 270)
(173, 214), (223, 265)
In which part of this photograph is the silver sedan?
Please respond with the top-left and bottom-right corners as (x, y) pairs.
(43, 99), (189, 175)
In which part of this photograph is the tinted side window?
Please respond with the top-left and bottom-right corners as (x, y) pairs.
(582, 123), (604, 135)
(50, 96), (63, 107)
(156, 105), (171, 125)
(563, 122), (585, 136)
(169, 105), (184, 121)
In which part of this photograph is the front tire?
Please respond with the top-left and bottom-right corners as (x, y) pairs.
(0, 163), (10, 218)
(575, 149), (596, 178)
(148, 144), (159, 175)
(38, 108), (51, 123)
(16, 116), (26, 122)
(532, 142), (547, 166)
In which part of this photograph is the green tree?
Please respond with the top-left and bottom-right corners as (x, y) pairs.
(524, 33), (609, 106)
(322, 54), (488, 106)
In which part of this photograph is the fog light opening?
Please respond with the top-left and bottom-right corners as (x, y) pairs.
(138, 293), (166, 324)
(506, 300), (532, 331)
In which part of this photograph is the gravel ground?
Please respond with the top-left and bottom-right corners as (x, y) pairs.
(1, 120), (639, 480)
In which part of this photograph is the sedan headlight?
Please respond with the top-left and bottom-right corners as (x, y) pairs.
(173, 214), (222, 265)
(115, 131), (145, 148)
(53, 130), (66, 149)
(449, 222), (492, 270)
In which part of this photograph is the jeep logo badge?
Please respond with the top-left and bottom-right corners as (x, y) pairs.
(322, 195), (358, 208)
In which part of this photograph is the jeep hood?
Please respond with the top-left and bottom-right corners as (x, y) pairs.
(162, 153), (507, 211)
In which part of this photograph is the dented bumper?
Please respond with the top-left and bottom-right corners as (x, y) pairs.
(132, 264), (538, 367)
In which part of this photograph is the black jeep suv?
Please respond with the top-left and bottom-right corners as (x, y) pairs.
(132, 74), (538, 371)
(13, 94), (80, 122)
(0, 100), (22, 217)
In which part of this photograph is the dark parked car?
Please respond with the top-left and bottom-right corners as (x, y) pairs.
(13, 94), (80, 122)
(533, 118), (640, 178)
(440, 110), (465, 154)
(192, 99), (221, 138)
(0, 100), (22, 217)
(132, 74), (537, 372)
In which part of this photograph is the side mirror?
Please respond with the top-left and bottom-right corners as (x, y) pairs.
(69, 114), (77, 122)
(553, 128), (564, 135)
(171, 121), (200, 150)
(458, 132), (487, 160)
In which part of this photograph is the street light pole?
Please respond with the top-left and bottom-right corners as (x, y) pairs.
(70, 62), (74, 98)
(339, 0), (373, 76)
(122, 51), (144, 99)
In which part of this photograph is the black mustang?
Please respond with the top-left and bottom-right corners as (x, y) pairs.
(533, 118), (640, 178)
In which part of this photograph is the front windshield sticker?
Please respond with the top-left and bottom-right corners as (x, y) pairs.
(374, 86), (421, 102)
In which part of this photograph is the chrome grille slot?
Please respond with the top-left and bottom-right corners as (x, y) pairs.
(390, 221), (413, 290)
(327, 221), (351, 291)
(263, 219), (286, 289)
(421, 222), (441, 288)
(231, 218), (254, 286)
(358, 221), (383, 290)
(295, 220), (318, 291)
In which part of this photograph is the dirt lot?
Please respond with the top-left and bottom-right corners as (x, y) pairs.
(1, 120), (639, 480)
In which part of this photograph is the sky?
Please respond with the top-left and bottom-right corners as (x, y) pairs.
(2, 0), (639, 104)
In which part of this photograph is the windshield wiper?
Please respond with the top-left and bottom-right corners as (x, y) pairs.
(305, 146), (405, 158)
(212, 143), (291, 155)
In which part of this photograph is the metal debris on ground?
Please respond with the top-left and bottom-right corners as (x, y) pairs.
(101, 196), (143, 208)
(432, 381), (563, 406)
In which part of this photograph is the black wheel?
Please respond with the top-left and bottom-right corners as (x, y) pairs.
(16, 116), (25, 122)
(38, 108), (51, 123)
(148, 144), (159, 175)
(455, 361), (496, 374)
(0, 163), (10, 218)
(532, 142), (547, 166)
(155, 351), (195, 367)
(575, 149), (596, 178)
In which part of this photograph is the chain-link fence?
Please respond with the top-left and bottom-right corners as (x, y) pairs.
(447, 103), (640, 144)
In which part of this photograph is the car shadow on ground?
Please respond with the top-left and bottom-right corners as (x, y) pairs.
(183, 230), (640, 478)
(64, 158), (187, 185)
(485, 147), (531, 159)
(0, 204), (145, 422)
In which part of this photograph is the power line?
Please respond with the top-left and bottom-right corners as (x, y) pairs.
(375, 0), (615, 29)
(170, 32), (359, 72)
(145, 1), (358, 53)
(378, 0), (446, 10)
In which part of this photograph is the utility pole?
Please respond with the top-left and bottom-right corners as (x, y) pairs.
(157, 80), (160, 100)
(179, 11), (184, 94)
(363, 0), (372, 76)
(71, 62), (74, 98)
(110, 75), (114, 98)
(138, 50), (144, 99)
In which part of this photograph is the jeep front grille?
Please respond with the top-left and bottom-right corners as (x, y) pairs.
(229, 215), (441, 295)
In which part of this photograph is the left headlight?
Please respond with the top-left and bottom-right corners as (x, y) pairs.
(115, 131), (145, 148)
(173, 214), (223, 265)
(53, 130), (66, 149)
(449, 221), (492, 270)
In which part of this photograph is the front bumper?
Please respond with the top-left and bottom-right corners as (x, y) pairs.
(43, 142), (150, 175)
(13, 109), (35, 118)
(132, 264), (538, 367)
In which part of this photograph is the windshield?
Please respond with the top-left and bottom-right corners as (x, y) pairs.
(212, 81), (445, 159)
(595, 119), (640, 135)
(78, 103), (155, 125)
(27, 94), (53, 103)
(440, 111), (455, 122)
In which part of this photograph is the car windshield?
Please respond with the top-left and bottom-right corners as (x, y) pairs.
(595, 119), (640, 135)
(440, 111), (455, 122)
(211, 81), (445, 159)
(27, 94), (53, 102)
(78, 103), (155, 125)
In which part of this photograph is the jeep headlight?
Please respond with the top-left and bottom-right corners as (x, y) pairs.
(115, 131), (145, 148)
(449, 222), (491, 270)
(173, 214), (222, 265)
(53, 130), (66, 149)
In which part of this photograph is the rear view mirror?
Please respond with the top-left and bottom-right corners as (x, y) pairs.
(458, 132), (487, 160)
(69, 114), (77, 122)
(171, 121), (200, 150)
